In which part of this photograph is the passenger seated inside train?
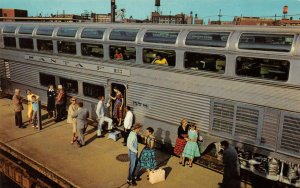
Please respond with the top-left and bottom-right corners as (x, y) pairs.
(114, 49), (123, 60)
(151, 53), (168, 65)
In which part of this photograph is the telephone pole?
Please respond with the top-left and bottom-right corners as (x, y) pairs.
(218, 9), (222, 25)
(111, 0), (116, 22)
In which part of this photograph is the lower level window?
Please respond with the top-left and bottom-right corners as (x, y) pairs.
(184, 52), (226, 74)
(39, 73), (55, 87)
(59, 77), (78, 94)
(58, 41), (76, 54)
(83, 82), (105, 99)
(143, 48), (175, 67)
(236, 57), (289, 81)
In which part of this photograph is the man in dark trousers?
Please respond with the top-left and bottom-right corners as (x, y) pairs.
(72, 102), (89, 147)
(12, 89), (24, 128)
(220, 141), (240, 188)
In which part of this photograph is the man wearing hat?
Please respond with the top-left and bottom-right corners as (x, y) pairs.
(127, 123), (142, 186)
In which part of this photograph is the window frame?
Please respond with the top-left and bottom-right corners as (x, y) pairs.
(37, 39), (54, 52)
(3, 25), (17, 34)
(185, 31), (231, 48)
(3, 37), (16, 48)
(39, 73), (56, 87)
(80, 28), (106, 40)
(81, 43), (104, 58)
(19, 38), (34, 50)
(142, 48), (176, 67)
(57, 40), (77, 55)
(36, 26), (55, 36)
(109, 45), (136, 62)
(18, 25), (35, 35)
(82, 82), (105, 99)
(109, 29), (139, 42)
(143, 30), (180, 44)
(57, 27), (79, 38)
(59, 77), (78, 94)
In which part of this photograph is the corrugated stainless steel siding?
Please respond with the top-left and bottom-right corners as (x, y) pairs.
(0, 60), (5, 78)
(260, 108), (280, 150)
(9, 61), (107, 87)
(212, 101), (235, 135)
(127, 83), (211, 132)
(279, 114), (300, 156)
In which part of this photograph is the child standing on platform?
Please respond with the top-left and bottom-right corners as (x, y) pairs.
(181, 123), (201, 167)
(31, 95), (39, 128)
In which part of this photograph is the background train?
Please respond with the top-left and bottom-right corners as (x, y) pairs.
(0, 22), (299, 187)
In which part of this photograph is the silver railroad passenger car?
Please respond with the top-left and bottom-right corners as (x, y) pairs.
(0, 22), (299, 186)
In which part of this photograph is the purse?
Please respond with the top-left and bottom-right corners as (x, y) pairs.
(148, 168), (165, 184)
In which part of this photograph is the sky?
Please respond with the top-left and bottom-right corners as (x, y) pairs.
(1, 0), (300, 22)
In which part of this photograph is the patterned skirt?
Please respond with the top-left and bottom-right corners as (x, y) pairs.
(182, 141), (201, 159)
(173, 138), (187, 156)
(113, 102), (123, 119)
(139, 147), (157, 170)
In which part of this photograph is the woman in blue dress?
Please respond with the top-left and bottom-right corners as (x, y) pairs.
(182, 123), (201, 167)
(139, 127), (157, 173)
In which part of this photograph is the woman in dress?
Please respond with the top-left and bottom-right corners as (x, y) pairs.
(47, 85), (56, 118)
(110, 87), (124, 126)
(67, 97), (78, 144)
(173, 118), (189, 164)
(26, 89), (39, 124)
(139, 127), (157, 174)
(182, 123), (201, 167)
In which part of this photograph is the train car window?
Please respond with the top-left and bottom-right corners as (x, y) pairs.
(18, 26), (35, 35)
(37, 39), (53, 52)
(184, 52), (226, 74)
(83, 82), (105, 99)
(236, 57), (289, 81)
(40, 73), (55, 87)
(238, 33), (293, 52)
(57, 41), (76, 54)
(185, 32), (230, 47)
(109, 29), (138, 41)
(143, 48), (175, 66)
(81, 43), (103, 58)
(19, 38), (33, 50)
(143, 30), (179, 44)
(36, 26), (55, 36)
(59, 77), (78, 94)
(3, 37), (16, 48)
(81, 28), (105, 39)
(3, 25), (17, 33)
(109, 45), (136, 62)
(57, 27), (78, 38)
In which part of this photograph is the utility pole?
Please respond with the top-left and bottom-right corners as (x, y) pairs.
(111, 0), (116, 23)
(218, 9), (222, 25)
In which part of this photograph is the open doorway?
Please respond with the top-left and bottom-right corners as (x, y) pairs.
(110, 83), (126, 127)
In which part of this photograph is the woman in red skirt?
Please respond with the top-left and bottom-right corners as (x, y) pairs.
(173, 118), (189, 165)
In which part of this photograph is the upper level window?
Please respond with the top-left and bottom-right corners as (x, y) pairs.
(19, 38), (33, 50)
(36, 26), (55, 36)
(39, 73), (55, 87)
(109, 29), (138, 41)
(3, 25), (17, 34)
(186, 31), (230, 47)
(143, 30), (179, 44)
(58, 41), (76, 54)
(143, 48), (176, 67)
(3, 37), (16, 48)
(81, 28), (105, 39)
(83, 82), (105, 99)
(18, 26), (35, 35)
(238, 33), (293, 52)
(59, 77), (78, 94)
(81, 43), (103, 58)
(37, 39), (53, 52)
(109, 45), (136, 62)
(236, 56), (289, 81)
(57, 27), (78, 37)
(185, 52), (226, 74)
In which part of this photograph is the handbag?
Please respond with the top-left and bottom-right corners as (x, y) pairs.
(148, 168), (165, 184)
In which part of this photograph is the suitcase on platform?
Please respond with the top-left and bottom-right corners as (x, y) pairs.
(148, 168), (165, 184)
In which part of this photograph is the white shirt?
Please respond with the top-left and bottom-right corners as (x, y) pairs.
(123, 110), (133, 130)
(96, 100), (104, 119)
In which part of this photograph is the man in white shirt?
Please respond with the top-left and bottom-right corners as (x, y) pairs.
(96, 96), (113, 137)
(123, 106), (133, 146)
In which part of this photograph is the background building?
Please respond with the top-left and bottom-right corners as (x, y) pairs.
(0, 8), (28, 21)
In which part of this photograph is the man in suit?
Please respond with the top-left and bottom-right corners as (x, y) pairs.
(72, 102), (89, 147)
(96, 96), (113, 137)
(219, 141), (240, 188)
(12, 89), (24, 128)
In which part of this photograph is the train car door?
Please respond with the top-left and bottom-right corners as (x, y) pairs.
(109, 82), (127, 126)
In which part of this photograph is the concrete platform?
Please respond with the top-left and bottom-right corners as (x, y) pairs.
(0, 98), (251, 188)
